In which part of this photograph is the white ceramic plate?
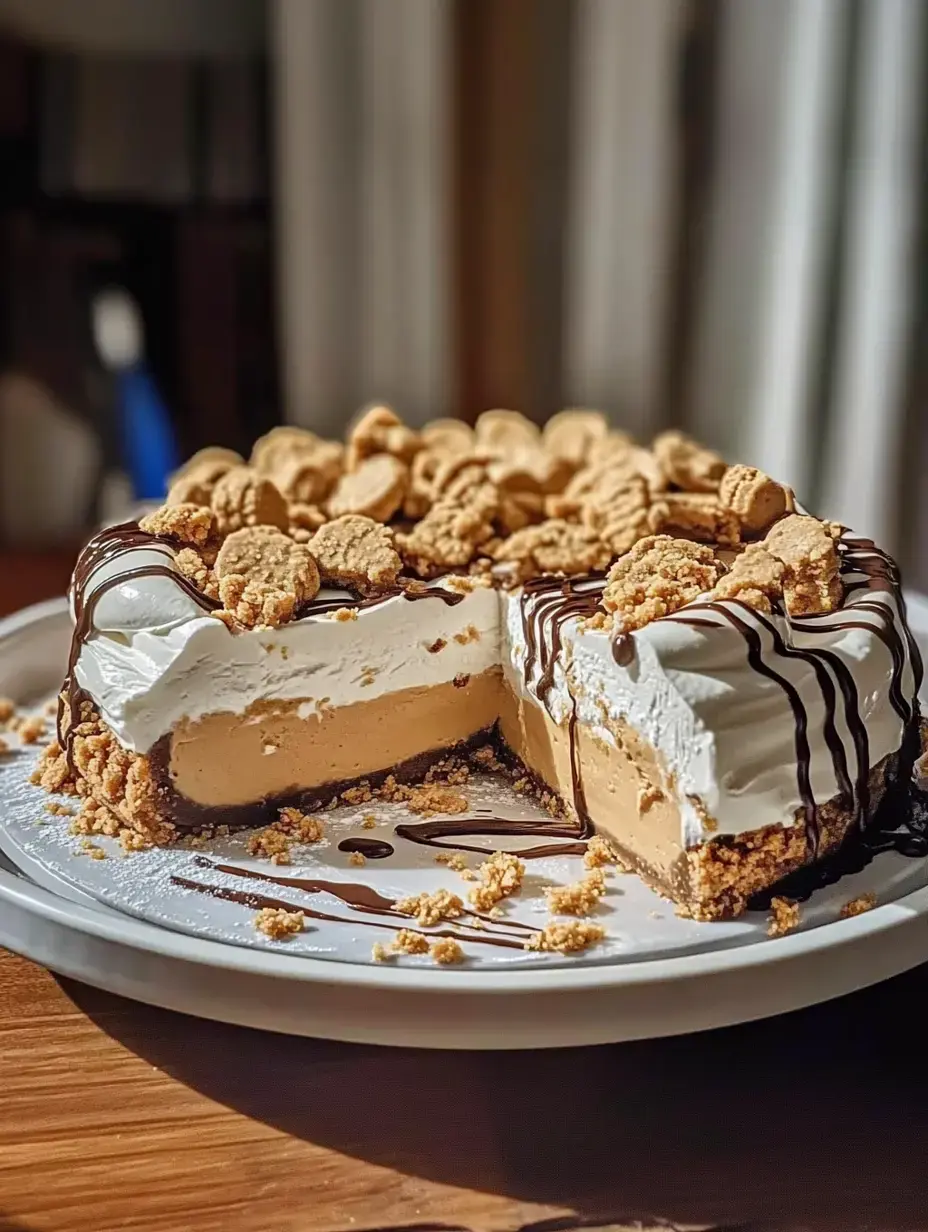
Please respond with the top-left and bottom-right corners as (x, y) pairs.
(2, 596), (928, 1048)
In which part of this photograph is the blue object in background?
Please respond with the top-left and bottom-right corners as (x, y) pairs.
(91, 286), (179, 501)
(115, 364), (178, 500)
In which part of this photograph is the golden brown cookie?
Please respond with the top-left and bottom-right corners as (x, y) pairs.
(327, 453), (409, 522)
(602, 535), (723, 631)
(211, 466), (290, 536)
(492, 519), (611, 581)
(309, 515), (402, 595)
(139, 503), (214, 547)
(215, 526), (320, 628)
(346, 404), (421, 471)
(420, 417), (474, 456)
(719, 464), (791, 535)
(652, 430), (726, 493)
(473, 409), (541, 455)
(170, 447), (243, 486)
(542, 409), (610, 465)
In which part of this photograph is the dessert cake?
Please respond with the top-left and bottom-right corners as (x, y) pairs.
(34, 407), (924, 920)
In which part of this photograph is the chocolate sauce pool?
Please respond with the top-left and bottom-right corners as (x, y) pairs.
(337, 837), (395, 859)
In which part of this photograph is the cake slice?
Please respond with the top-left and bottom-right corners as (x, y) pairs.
(35, 410), (924, 919)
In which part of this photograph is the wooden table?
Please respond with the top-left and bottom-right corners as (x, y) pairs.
(3, 557), (928, 1232)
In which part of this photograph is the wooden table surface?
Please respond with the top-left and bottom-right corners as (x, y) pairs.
(3, 555), (928, 1232)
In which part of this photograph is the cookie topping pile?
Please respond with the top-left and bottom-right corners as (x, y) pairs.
(134, 407), (843, 632)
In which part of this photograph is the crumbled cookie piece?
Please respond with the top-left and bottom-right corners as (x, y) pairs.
(247, 808), (324, 864)
(391, 928), (430, 955)
(174, 546), (220, 601)
(468, 850), (525, 911)
(371, 941), (391, 962)
(653, 430), (726, 492)
(250, 426), (340, 482)
(492, 519), (611, 581)
(763, 515), (842, 616)
(584, 835), (622, 869)
(276, 807), (325, 842)
(712, 544), (785, 613)
(346, 404), (421, 471)
(327, 453), (409, 523)
(45, 800), (75, 816)
(361, 814), (377, 829)
(211, 466), (290, 535)
(542, 408), (611, 465)
(309, 515), (402, 595)
(496, 489), (547, 536)
(647, 492), (740, 546)
(0, 697), (15, 723)
(287, 502), (328, 543)
(581, 475), (652, 555)
(254, 907), (305, 939)
(602, 535), (722, 631)
(453, 624), (480, 645)
(30, 740), (77, 794)
(544, 869), (607, 916)
(168, 451), (242, 504)
(719, 464), (791, 536)
(474, 408), (541, 454)
(166, 472), (218, 508)
(215, 526), (320, 628)
(420, 416), (475, 456)
(172, 446), (244, 484)
(525, 921), (606, 954)
(767, 896), (800, 937)
(18, 716), (46, 745)
(328, 607), (359, 622)
(272, 443), (344, 505)
(435, 851), (470, 873)
(393, 888), (465, 927)
(402, 449), (443, 519)
(430, 938), (465, 965)
(398, 494), (498, 577)
(349, 851), (366, 867)
(840, 892), (877, 919)
(402, 784), (469, 817)
(140, 502), (214, 547)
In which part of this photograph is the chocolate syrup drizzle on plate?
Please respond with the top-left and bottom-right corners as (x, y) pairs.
(171, 856), (534, 950)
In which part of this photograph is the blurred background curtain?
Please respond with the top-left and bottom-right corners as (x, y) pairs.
(1, 0), (926, 578)
(272, 0), (927, 571)
(272, 0), (451, 434)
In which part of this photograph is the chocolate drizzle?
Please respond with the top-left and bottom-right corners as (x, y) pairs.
(660, 534), (922, 857)
(174, 856), (535, 950)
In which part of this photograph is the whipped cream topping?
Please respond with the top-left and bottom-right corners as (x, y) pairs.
(69, 528), (920, 847)
(74, 564), (500, 756)
(508, 539), (920, 844)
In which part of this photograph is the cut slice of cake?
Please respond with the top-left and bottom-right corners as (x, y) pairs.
(35, 408), (924, 919)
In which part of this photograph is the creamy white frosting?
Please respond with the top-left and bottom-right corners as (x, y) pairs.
(72, 538), (918, 846)
(75, 560), (499, 756)
(505, 561), (917, 843)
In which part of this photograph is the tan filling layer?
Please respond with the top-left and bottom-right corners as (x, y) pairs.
(168, 668), (503, 807)
(162, 670), (878, 917)
(497, 674), (685, 884)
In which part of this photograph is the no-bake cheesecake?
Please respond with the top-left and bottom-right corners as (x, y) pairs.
(35, 407), (924, 919)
